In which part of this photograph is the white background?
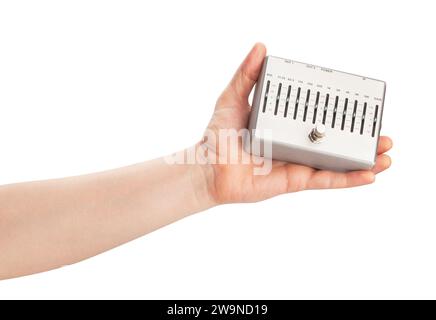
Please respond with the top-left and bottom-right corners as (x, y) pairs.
(0, 0), (435, 299)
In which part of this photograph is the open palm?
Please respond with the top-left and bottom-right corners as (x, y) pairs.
(202, 43), (392, 204)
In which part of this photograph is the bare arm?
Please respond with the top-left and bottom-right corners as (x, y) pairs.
(0, 158), (213, 279)
(0, 43), (392, 279)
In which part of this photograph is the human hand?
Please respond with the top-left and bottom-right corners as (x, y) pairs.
(200, 43), (392, 204)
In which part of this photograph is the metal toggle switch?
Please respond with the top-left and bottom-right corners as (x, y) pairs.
(308, 124), (326, 143)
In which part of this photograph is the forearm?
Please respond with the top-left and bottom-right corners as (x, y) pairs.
(0, 152), (214, 279)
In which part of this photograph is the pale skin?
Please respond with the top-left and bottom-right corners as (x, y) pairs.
(0, 43), (392, 279)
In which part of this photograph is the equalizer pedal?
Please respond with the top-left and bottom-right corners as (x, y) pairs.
(245, 56), (385, 172)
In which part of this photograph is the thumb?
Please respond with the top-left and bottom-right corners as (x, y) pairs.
(218, 43), (267, 107)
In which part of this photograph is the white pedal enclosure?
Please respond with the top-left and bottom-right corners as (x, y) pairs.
(245, 56), (385, 172)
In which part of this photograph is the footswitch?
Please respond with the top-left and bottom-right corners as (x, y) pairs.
(245, 56), (385, 172)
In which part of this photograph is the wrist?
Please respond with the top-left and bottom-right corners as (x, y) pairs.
(163, 144), (218, 214)
(189, 141), (222, 209)
(192, 161), (218, 210)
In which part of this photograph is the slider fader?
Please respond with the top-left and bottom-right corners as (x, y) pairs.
(245, 56), (385, 172)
